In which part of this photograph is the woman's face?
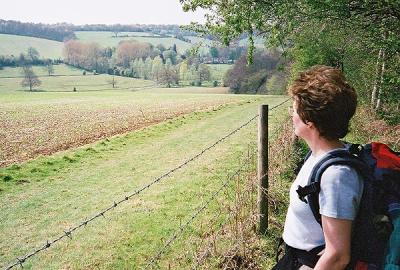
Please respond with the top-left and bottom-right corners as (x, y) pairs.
(290, 101), (311, 139)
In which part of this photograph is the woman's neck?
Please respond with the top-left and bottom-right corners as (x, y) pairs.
(305, 135), (344, 157)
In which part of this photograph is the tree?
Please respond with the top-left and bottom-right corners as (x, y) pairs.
(21, 65), (41, 91)
(181, 0), (400, 121)
(151, 56), (164, 82)
(107, 75), (118, 88)
(197, 64), (211, 85)
(162, 49), (177, 65)
(107, 67), (118, 88)
(159, 65), (179, 87)
(44, 62), (54, 76)
(210, 47), (219, 63)
(223, 49), (280, 93)
(116, 41), (152, 68)
(143, 57), (153, 80)
(156, 44), (166, 53)
(179, 60), (189, 82)
(27, 47), (40, 63)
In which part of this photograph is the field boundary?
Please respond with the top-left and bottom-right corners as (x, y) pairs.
(2, 99), (289, 270)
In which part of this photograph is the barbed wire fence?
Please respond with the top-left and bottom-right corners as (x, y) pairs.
(3, 99), (290, 270)
(181, 115), (295, 270)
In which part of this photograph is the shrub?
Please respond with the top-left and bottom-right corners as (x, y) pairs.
(82, 70), (86, 75)
(2, 175), (13, 182)
(213, 80), (218, 87)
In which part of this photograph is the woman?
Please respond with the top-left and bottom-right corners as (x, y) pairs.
(274, 65), (364, 270)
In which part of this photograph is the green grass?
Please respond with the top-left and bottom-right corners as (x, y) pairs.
(0, 87), (260, 167)
(0, 64), (88, 78)
(0, 96), (289, 269)
(0, 34), (63, 59)
(0, 73), (155, 92)
(178, 64), (232, 87)
(0, 32), (211, 62)
(184, 36), (215, 47)
(207, 64), (232, 82)
(0, 63), (231, 92)
(75, 31), (193, 54)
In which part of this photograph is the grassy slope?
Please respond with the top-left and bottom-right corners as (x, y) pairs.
(0, 74), (155, 92)
(0, 96), (288, 269)
(0, 31), (209, 61)
(207, 64), (232, 82)
(75, 31), (193, 54)
(0, 64), (88, 78)
(0, 34), (63, 59)
(184, 36), (214, 46)
(0, 89), (249, 166)
(0, 64), (228, 91)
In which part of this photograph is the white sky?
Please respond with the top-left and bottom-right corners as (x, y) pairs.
(0, 0), (207, 25)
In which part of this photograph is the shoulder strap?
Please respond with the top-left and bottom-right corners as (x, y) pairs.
(296, 148), (367, 225)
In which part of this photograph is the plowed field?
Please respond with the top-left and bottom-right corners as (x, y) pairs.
(0, 89), (255, 167)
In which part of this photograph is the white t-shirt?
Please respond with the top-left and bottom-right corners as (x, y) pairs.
(282, 150), (364, 251)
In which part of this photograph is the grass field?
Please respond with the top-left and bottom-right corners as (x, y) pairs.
(207, 64), (232, 82)
(75, 31), (193, 54)
(0, 34), (63, 59)
(184, 36), (215, 47)
(0, 95), (288, 269)
(0, 88), (250, 167)
(0, 64), (88, 78)
(0, 73), (155, 93)
(0, 63), (230, 91)
(0, 32), (213, 61)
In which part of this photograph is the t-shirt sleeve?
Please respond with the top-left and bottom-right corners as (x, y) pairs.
(319, 165), (364, 220)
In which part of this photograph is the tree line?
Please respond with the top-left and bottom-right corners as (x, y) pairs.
(181, 0), (400, 124)
(0, 20), (201, 43)
(63, 39), (214, 87)
(0, 20), (76, 41)
(223, 49), (287, 95)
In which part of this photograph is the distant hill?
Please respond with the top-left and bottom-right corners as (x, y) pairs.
(75, 31), (197, 54)
(0, 34), (63, 59)
(0, 20), (75, 41)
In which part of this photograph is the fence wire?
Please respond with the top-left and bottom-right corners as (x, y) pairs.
(144, 152), (256, 269)
(3, 99), (289, 270)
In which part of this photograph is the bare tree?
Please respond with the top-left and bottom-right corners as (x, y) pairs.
(27, 47), (40, 62)
(45, 62), (54, 76)
(107, 76), (117, 88)
(21, 65), (41, 91)
(198, 64), (211, 85)
(107, 69), (118, 88)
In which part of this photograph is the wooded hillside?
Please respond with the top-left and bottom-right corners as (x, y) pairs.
(181, 0), (400, 124)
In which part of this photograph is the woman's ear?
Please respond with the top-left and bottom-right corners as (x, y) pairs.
(306, 121), (315, 129)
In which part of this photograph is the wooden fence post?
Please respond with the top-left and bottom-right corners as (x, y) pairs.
(258, 104), (268, 234)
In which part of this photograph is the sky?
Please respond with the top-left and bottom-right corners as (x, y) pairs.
(0, 0), (207, 25)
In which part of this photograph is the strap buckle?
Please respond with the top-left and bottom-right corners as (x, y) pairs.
(296, 183), (320, 204)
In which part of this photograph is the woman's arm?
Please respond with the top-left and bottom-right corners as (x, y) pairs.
(314, 215), (352, 270)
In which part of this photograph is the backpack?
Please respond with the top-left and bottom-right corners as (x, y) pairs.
(295, 142), (400, 270)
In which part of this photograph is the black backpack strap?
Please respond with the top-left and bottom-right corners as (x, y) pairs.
(296, 149), (366, 226)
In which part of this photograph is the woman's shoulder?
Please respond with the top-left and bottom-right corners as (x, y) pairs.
(322, 164), (362, 187)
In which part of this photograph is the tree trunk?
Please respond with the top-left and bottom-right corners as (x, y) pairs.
(375, 49), (386, 110)
(371, 48), (383, 108)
